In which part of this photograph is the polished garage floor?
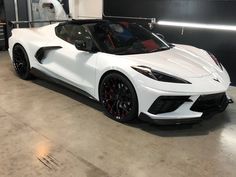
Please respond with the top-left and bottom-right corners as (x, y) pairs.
(0, 51), (236, 177)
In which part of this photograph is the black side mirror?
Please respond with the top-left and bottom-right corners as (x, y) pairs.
(156, 33), (165, 40)
(75, 40), (87, 51)
(75, 39), (97, 53)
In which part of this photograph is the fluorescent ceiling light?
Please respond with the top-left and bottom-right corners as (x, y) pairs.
(158, 20), (236, 31)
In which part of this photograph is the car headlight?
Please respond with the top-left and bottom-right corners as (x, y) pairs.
(208, 52), (223, 70)
(131, 66), (191, 84)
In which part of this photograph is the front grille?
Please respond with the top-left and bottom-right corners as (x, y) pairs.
(190, 93), (229, 113)
(148, 96), (190, 114)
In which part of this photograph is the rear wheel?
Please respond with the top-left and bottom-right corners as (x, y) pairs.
(99, 73), (138, 122)
(12, 44), (33, 80)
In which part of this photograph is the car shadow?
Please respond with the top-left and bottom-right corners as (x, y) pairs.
(127, 111), (232, 137)
(31, 78), (233, 137)
(32, 78), (103, 112)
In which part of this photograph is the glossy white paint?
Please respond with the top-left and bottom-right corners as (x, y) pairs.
(8, 23), (231, 121)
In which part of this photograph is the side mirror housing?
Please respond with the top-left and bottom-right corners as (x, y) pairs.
(75, 40), (87, 51)
(75, 40), (97, 53)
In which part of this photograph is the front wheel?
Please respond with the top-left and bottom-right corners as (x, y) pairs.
(99, 73), (138, 122)
(12, 44), (33, 80)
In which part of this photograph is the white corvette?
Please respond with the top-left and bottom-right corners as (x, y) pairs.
(8, 19), (231, 124)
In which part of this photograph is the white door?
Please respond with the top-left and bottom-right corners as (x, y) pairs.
(40, 23), (98, 97)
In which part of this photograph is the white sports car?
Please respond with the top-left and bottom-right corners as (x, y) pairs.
(8, 19), (231, 124)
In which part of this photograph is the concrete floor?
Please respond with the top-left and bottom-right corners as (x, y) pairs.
(0, 51), (236, 177)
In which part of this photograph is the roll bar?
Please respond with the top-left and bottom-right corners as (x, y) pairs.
(9, 20), (69, 28)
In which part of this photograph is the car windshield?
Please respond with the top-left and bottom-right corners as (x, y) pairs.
(87, 22), (170, 55)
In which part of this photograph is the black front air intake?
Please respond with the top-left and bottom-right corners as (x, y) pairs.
(148, 96), (190, 114)
(190, 93), (229, 113)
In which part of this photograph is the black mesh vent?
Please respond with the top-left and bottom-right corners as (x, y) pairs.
(148, 96), (190, 114)
(190, 93), (228, 113)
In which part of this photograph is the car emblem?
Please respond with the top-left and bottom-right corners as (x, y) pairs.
(213, 78), (220, 83)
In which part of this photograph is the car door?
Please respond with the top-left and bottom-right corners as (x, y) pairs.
(40, 23), (98, 97)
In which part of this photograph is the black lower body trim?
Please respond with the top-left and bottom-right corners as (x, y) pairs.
(30, 67), (96, 100)
(139, 113), (202, 125)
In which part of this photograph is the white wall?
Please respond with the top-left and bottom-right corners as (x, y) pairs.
(68, 0), (103, 19)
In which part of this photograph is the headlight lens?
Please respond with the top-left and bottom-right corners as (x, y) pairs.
(208, 52), (223, 70)
(131, 66), (191, 84)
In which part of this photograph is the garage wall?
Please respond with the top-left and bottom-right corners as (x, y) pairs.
(3, 0), (29, 27)
(3, 0), (16, 22)
(0, 0), (5, 20)
(61, 0), (69, 15)
(69, 0), (103, 19)
(104, 0), (236, 86)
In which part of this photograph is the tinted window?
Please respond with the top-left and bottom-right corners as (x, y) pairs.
(55, 24), (92, 45)
(88, 22), (170, 55)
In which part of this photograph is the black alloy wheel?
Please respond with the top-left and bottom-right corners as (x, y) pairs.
(100, 73), (138, 122)
(13, 44), (32, 80)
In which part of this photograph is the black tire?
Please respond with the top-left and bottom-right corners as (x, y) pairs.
(12, 44), (33, 80)
(99, 72), (138, 122)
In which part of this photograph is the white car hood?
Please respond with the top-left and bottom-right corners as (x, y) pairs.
(126, 44), (217, 78)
